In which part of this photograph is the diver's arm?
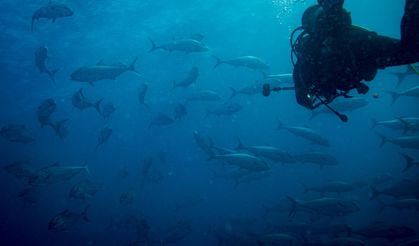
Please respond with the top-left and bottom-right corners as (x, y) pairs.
(366, 0), (419, 68)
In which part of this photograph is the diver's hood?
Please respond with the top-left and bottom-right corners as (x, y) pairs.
(318, 0), (344, 10)
(301, 4), (351, 36)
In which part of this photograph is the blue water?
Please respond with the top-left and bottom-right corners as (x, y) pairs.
(0, 0), (418, 245)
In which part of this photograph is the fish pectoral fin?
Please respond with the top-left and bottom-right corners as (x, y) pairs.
(89, 82), (95, 87)
(51, 18), (56, 23)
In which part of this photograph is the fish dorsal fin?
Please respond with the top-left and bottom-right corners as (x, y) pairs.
(49, 0), (52, 4)
(97, 60), (105, 65)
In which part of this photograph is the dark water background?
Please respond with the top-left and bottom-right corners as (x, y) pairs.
(0, 0), (418, 245)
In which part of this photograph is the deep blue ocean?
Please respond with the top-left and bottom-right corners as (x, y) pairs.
(1, 0), (418, 245)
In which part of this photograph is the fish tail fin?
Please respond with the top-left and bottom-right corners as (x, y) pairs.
(392, 72), (406, 87)
(285, 195), (298, 217)
(48, 69), (59, 84)
(377, 134), (388, 148)
(83, 162), (90, 175)
(370, 186), (381, 200)
(400, 153), (416, 172)
(384, 90), (400, 104)
(172, 81), (177, 90)
(129, 57), (139, 74)
(81, 205), (90, 222)
(148, 38), (158, 52)
(213, 56), (222, 69)
(50, 119), (70, 138)
(397, 117), (411, 134)
(236, 137), (244, 150)
(228, 87), (237, 99)
(371, 118), (378, 129)
(94, 98), (104, 115)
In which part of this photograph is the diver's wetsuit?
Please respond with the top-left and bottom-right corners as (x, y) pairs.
(293, 0), (419, 109)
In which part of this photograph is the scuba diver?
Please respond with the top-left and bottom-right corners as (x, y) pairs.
(264, 0), (419, 122)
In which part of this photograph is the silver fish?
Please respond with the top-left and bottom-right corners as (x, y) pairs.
(211, 153), (270, 172)
(3, 161), (34, 180)
(302, 181), (358, 194)
(32, 1), (73, 32)
(193, 131), (215, 158)
(71, 89), (103, 114)
(34, 46), (59, 83)
(29, 162), (89, 186)
(37, 98), (56, 127)
(173, 104), (187, 120)
(386, 85), (419, 104)
(286, 196), (360, 217)
(18, 187), (40, 205)
(48, 119), (69, 139)
(69, 180), (102, 200)
(391, 64), (419, 87)
(186, 90), (221, 103)
(379, 134), (419, 149)
(214, 56), (270, 70)
(48, 206), (90, 232)
(0, 124), (35, 144)
(370, 179), (419, 199)
(173, 67), (199, 89)
(294, 152), (339, 167)
(236, 138), (295, 164)
(97, 127), (112, 147)
(380, 198), (419, 212)
(229, 83), (263, 99)
(149, 113), (175, 128)
(206, 102), (243, 116)
(311, 98), (369, 118)
(71, 58), (138, 85)
(277, 121), (329, 147)
(100, 102), (116, 119)
(149, 38), (209, 53)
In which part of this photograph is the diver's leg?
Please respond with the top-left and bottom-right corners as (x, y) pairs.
(401, 0), (419, 53)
